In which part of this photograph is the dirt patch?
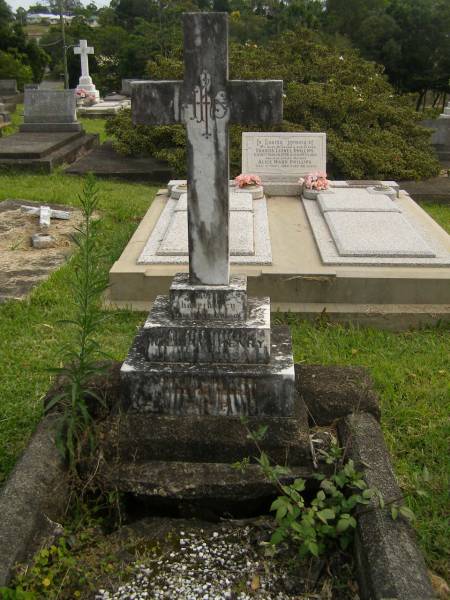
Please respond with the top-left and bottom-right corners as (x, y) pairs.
(0, 199), (83, 302)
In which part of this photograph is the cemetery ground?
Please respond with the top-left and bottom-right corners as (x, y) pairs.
(0, 113), (449, 596)
(1, 170), (449, 592)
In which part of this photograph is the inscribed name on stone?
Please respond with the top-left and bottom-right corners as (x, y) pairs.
(242, 132), (326, 181)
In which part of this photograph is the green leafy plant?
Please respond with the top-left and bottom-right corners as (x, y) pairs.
(45, 174), (110, 470)
(238, 424), (418, 559)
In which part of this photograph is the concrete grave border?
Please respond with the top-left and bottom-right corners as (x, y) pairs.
(0, 363), (436, 599)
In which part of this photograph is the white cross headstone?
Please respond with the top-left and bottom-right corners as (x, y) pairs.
(74, 39), (100, 103)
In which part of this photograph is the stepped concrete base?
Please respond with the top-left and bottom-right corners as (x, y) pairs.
(0, 130), (99, 172)
(101, 409), (310, 465)
(121, 326), (297, 417)
(143, 295), (270, 364)
(101, 460), (313, 501)
(170, 272), (248, 319)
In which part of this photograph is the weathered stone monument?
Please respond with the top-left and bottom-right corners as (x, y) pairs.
(74, 39), (100, 103)
(115, 12), (310, 494)
(0, 89), (98, 172)
(0, 79), (22, 113)
(20, 89), (81, 132)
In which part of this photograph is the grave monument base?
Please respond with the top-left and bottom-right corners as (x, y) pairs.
(0, 130), (99, 173)
(108, 183), (450, 330)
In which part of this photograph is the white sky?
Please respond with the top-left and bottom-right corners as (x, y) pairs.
(7, 0), (110, 10)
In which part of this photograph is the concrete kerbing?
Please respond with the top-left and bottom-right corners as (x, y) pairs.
(337, 413), (435, 600)
(0, 414), (69, 586)
(295, 364), (381, 425)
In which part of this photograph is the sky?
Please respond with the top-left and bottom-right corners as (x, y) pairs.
(7, 0), (110, 11)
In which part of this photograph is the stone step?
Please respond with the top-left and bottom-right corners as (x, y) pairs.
(99, 460), (314, 501)
(142, 295), (270, 364)
(169, 273), (248, 320)
(121, 326), (297, 417)
(101, 407), (310, 465)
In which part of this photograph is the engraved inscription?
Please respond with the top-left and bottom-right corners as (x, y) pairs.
(146, 328), (270, 364)
(131, 375), (258, 416)
(185, 70), (229, 139)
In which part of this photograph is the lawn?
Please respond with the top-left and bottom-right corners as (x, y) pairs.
(0, 112), (449, 578)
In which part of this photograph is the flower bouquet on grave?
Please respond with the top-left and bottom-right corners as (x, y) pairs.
(234, 173), (262, 188)
(299, 172), (329, 199)
(75, 88), (97, 107)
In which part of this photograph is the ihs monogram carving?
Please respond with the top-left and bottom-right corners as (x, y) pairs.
(187, 69), (229, 138)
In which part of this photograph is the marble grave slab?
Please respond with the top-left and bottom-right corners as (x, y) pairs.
(304, 188), (450, 266)
(138, 191), (272, 265)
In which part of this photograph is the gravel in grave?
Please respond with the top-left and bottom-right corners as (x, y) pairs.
(95, 525), (288, 600)
(94, 519), (358, 600)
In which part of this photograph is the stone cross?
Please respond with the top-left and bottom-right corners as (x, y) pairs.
(133, 12), (283, 285)
(74, 39), (94, 80)
(22, 205), (70, 228)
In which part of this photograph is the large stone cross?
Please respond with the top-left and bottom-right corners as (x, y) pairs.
(74, 39), (94, 79)
(133, 12), (283, 285)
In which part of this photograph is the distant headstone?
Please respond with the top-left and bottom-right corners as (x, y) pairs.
(74, 39), (100, 103)
(242, 132), (326, 182)
(121, 79), (144, 96)
(0, 80), (18, 95)
(0, 101), (11, 128)
(24, 83), (39, 91)
(20, 89), (82, 132)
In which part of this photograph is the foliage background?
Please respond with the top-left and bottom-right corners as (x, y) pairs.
(105, 31), (440, 180)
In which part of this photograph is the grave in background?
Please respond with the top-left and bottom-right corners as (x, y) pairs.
(0, 89), (98, 172)
(73, 39), (130, 118)
(109, 129), (450, 328)
(422, 103), (450, 165)
(0, 79), (23, 113)
(0, 100), (11, 131)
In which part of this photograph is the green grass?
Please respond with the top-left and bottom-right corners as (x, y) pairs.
(0, 114), (449, 577)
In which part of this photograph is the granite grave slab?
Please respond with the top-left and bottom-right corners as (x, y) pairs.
(0, 90), (98, 172)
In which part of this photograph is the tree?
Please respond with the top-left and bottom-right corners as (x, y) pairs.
(106, 27), (440, 180)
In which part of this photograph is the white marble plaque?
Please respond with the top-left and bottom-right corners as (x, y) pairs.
(242, 132), (326, 181)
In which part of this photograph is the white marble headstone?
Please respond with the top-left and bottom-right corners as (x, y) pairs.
(242, 132), (326, 182)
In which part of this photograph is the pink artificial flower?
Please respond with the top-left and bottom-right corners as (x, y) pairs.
(234, 173), (262, 188)
(302, 171), (329, 190)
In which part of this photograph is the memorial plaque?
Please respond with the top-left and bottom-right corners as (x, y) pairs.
(242, 132), (326, 181)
